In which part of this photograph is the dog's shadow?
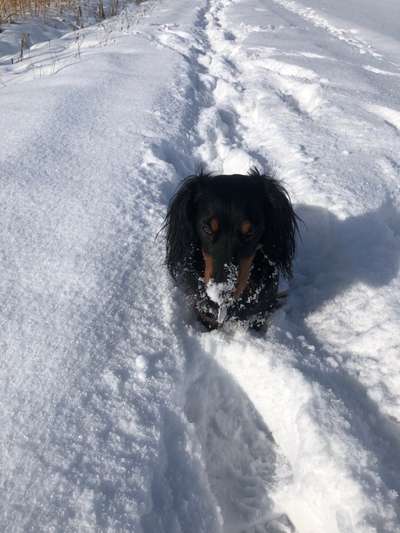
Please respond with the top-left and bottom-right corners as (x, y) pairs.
(169, 201), (400, 532)
(291, 199), (400, 318)
(283, 199), (400, 505)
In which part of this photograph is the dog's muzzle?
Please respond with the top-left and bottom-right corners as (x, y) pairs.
(202, 250), (255, 299)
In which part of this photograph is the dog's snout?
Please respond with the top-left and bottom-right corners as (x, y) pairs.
(202, 247), (255, 298)
(212, 261), (232, 284)
(202, 249), (235, 285)
(209, 237), (236, 284)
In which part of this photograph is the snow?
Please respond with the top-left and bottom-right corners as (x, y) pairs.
(281, 0), (400, 63)
(1, 0), (400, 531)
(0, 0), (136, 61)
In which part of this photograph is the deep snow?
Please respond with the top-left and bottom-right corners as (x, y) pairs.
(1, 0), (400, 532)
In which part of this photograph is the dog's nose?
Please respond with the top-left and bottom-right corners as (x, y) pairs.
(202, 249), (234, 285)
(214, 255), (255, 297)
(213, 251), (237, 284)
(201, 232), (234, 284)
(203, 249), (255, 299)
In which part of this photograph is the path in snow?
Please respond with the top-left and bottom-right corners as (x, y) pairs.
(154, 0), (400, 530)
(1, 0), (400, 531)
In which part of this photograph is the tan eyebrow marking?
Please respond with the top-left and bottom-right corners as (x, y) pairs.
(241, 220), (253, 235)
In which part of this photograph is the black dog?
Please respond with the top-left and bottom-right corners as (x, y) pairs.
(164, 168), (298, 330)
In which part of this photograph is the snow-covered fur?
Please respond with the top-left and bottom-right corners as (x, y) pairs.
(164, 169), (298, 330)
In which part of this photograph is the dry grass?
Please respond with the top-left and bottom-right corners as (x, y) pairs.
(0, 0), (82, 24)
(0, 0), (144, 25)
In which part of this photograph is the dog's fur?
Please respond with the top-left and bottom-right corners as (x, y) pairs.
(164, 168), (298, 330)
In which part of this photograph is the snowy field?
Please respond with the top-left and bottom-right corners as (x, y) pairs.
(1, 0), (400, 531)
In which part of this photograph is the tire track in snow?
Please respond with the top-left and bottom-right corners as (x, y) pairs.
(269, 0), (384, 62)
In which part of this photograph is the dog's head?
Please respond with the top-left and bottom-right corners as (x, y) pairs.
(164, 168), (298, 298)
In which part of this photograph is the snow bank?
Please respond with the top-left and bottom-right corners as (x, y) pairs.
(0, 1), (222, 530)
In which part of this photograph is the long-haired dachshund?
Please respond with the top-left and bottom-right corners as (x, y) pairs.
(164, 168), (298, 330)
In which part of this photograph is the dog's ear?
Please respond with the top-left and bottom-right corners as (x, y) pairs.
(164, 173), (206, 280)
(250, 168), (298, 278)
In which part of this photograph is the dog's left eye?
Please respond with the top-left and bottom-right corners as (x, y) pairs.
(241, 231), (255, 241)
(202, 217), (219, 236)
(240, 221), (255, 239)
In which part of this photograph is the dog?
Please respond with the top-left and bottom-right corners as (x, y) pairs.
(164, 168), (298, 330)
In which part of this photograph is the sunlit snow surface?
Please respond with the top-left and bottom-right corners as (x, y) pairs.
(1, 0), (400, 531)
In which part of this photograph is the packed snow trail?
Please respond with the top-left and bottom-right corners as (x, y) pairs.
(1, 0), (400, 531)
(0, 2), (223, 531)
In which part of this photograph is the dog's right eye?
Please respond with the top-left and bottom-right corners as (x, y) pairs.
(202, 223), (213, 236)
